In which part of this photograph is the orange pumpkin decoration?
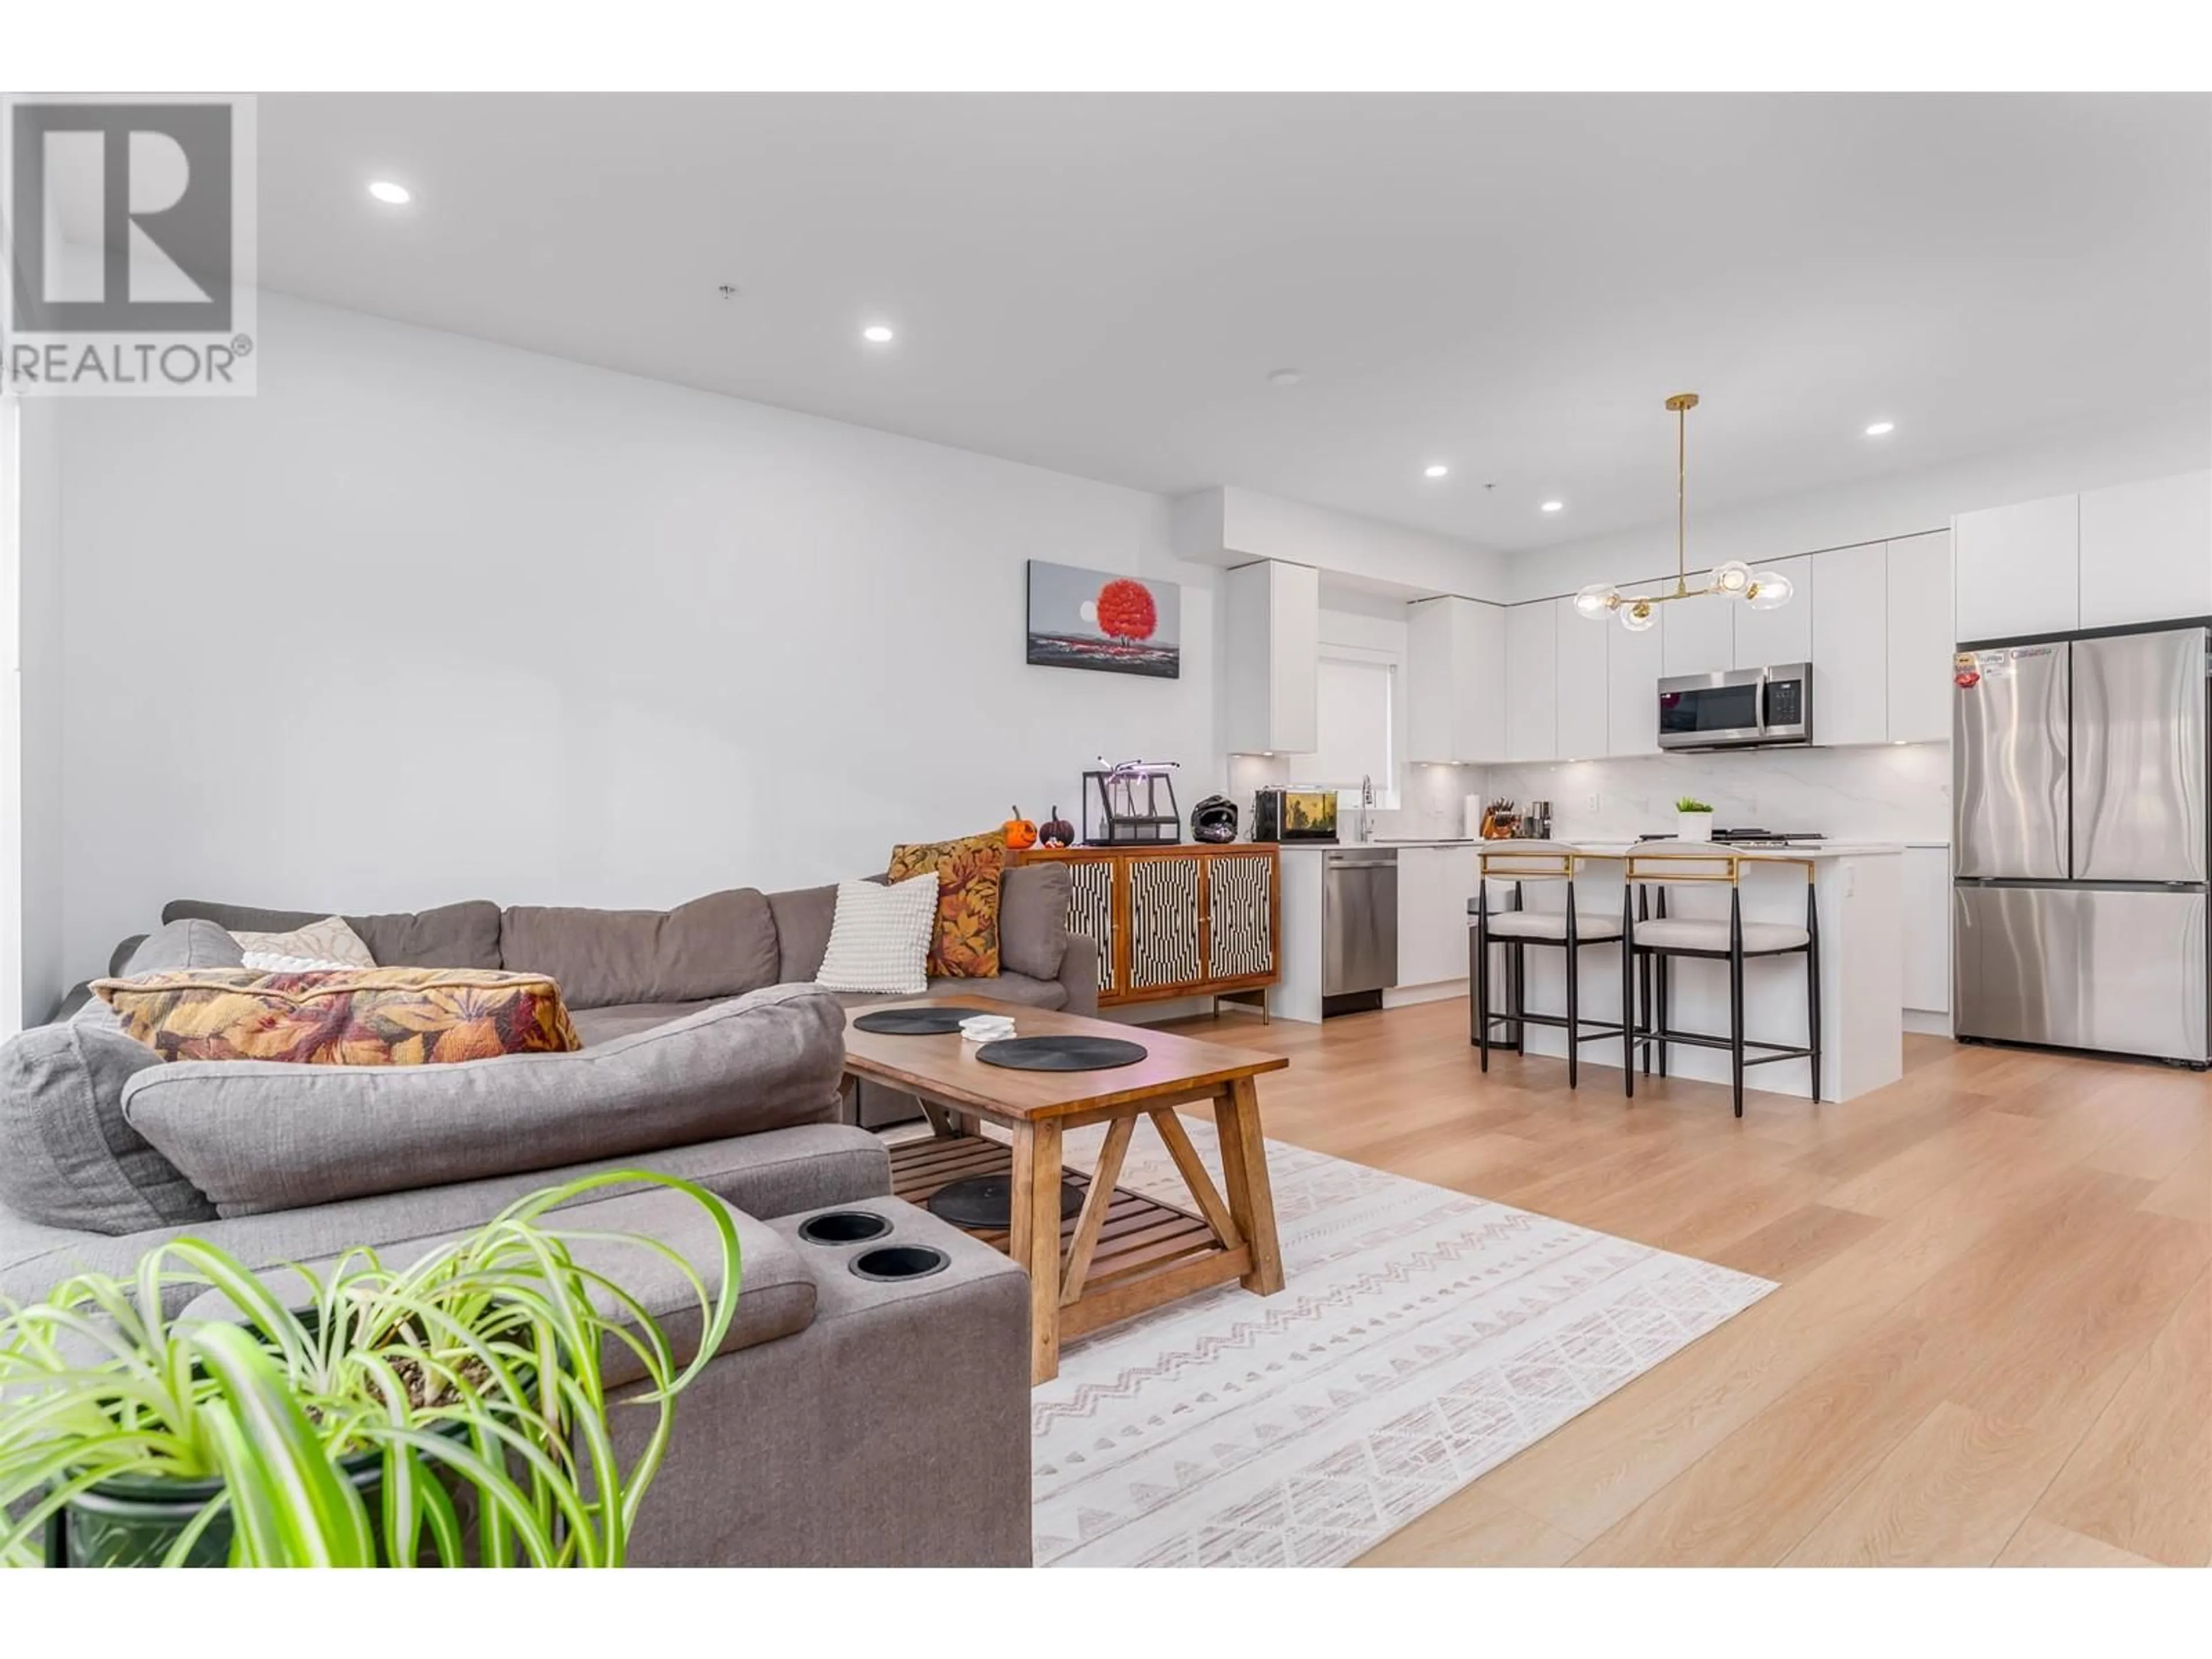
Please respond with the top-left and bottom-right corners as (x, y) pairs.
(1003, 808), (1039, 851)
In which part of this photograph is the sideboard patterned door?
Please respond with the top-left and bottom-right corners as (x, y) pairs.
(1065, 858), (1118, 997)
(1204, 851), (1275, 982)
(1126, 856), (1203, 991)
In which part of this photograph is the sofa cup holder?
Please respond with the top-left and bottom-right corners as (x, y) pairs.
(797, 1210), (892, 1247)
(849, 1244), (950, 1283)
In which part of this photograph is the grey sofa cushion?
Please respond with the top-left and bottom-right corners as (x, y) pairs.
(161, 898), (503, 970)
(768, 884), (838, 984)
(123, 983), (847, 1218)
(0, 1003), (217, 1234)
(999, 863), (1071, 982)
(1, 1122), (889, 1309)
(830, 972), (1067, 1013)
(182, 1189), (814, 1382)
(498, 889), (779, 1011)
(571, 1001), (729, 1046)
(122, 918), (247, 976)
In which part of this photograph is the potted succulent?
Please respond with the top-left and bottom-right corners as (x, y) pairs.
(1675, 796), (1716, 842)
(0, 1169), (738, 1567)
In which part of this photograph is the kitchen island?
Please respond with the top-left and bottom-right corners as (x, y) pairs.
(1484, 842), (1904, 1103)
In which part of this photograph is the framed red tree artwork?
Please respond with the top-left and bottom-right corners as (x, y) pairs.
(1024, 559), (1182, 679)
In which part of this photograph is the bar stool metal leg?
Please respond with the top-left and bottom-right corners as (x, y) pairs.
(1728, 887), (1746, 1118)
(1563, 903), (1581, 1089)
(1473, 884), (1491, 1068)
(1621, 882), (1637, 1099)
(1805, 880), (1822, 1100)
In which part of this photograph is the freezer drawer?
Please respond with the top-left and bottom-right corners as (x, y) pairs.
(1954, 885), (2208, 1062)
(1953, 641), (2069, 880)
(2071, 627), (2209, 883)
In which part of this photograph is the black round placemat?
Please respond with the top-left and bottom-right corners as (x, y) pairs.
(928, 1175), (1085, 1230)
(975, 1035), (1149, 1071)
(852, 1007), (970, 1036)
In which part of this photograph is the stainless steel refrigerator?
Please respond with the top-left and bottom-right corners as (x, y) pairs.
(1953, 623), (2210, 1066)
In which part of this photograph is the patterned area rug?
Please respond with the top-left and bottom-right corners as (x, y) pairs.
(1031, 1118), (1775, 1567)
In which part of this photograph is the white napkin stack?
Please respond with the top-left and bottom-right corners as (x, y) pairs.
(959, 1013), (1017, 1044)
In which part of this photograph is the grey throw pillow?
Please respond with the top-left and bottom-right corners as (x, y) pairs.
(0, 1003), (217, 1234)
(121, 918), (247, 977)
(999, 863), (1071, 981)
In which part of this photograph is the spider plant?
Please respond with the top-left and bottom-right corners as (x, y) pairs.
(1675, 797), (1714, 814)
(0, 1168), (740, 1567)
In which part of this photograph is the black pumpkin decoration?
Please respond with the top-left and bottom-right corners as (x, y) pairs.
(1040, 805), (1075, 847)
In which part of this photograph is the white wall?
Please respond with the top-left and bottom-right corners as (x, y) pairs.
(1176, 484), (1509, 600)
(3, 398), (66, 1028)
(50, 293), (1218, 988)
(1501, 404), (2212, 603)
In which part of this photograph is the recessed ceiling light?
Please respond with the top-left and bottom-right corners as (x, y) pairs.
(1267, 368), (1304, 387)
(1540, 499), (1565, 513)
(862, 324), (895, 344)
(367, 180), (411, 206)
(1423, 464), (1450, 479)
(1865, 420), (1896, 437)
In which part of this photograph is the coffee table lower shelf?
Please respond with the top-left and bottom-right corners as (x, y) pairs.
(888, 1134), (1252, 1344)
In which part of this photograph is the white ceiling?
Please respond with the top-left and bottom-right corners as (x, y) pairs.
(248, 92), (2212, 554)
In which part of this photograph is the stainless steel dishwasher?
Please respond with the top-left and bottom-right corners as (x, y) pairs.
(1323, 846), (1398, 1016)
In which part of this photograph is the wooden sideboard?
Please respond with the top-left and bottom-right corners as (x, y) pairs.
(1010, 844), (1279, 1009)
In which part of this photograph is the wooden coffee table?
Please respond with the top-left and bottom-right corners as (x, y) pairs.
(839, 998), (1289, 1383)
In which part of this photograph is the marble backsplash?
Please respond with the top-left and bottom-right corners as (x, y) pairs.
(1482, 741), (1952, 843)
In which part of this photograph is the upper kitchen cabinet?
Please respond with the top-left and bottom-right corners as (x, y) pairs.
(1954, 492), (2078, 642)
(1553, 597), (1609, 759)
(1885, 530), (1953, 744)
(1607, 587), (1665, 756)
(2079, 469), (2212, 629)
(1660, 575), (1733, 677)
(1504, 600), (1558, 762)
(1811, 541), (1887, 748)
(1405, 595), (1505, 763)
(1731, 554), (1813, 668)
(1222, 559), (1320, 754)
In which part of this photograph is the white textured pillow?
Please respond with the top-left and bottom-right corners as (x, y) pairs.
(815, 874), (940, 995)
(229, 915), (376, 971)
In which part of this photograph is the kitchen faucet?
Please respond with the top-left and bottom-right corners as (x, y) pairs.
(1357, 774), (1376, 842)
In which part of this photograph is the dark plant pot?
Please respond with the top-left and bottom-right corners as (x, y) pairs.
(50, 1446), (390, 1569)
(46, 1298), (498, 1569)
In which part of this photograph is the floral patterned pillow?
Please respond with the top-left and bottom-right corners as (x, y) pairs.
(92, 967), (582, 1066)
(887, 831), (1007, 979)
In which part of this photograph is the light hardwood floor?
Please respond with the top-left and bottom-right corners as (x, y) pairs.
(1149, 997), (2211, 1567)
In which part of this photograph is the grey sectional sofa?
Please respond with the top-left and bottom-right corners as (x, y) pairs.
(0, 872), (1094, 1566)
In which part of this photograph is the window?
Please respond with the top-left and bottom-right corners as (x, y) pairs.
(1302, 656), (1397, 807)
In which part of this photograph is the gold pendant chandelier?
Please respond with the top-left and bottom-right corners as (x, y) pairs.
(1574, 392), (1794, 631)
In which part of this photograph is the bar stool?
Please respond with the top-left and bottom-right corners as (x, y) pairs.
(1620, 846), (1821, 1117)
(1469, 844), (1626, 1088)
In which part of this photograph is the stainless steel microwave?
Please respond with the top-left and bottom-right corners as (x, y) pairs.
(1657, 662), (1812, 751)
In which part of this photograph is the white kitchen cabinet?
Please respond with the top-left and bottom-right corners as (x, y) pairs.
(1222, 559), (1319, 754)
(1899, 846), (1952, 1014)
(1885, 530), (1954, 744)
(1395, 844), (1480, 986)
(1810, 542), (1887, 747)
(2079, 469), (2212, 629)
(1660, 577), (1733, 677)
(1954, 493), (2078, 642)
(1607, 589), (1665, 756)
(1552, 597), (1609, 760)
(1504, 601), (1558, 762)
(1730, 554), (1813, 668)
(1405, 595), (1506, 763)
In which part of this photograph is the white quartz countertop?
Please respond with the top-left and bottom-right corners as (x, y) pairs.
(1551, 839), (1905, 859)
(1263, 838), (1903, 857)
